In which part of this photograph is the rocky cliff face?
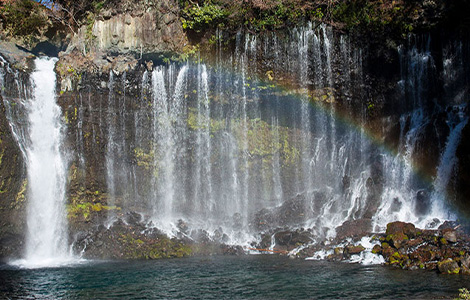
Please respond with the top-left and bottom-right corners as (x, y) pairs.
(0, 55), (28, 259)
(68, 0), (186, 56)
(0, 0), (469, 261)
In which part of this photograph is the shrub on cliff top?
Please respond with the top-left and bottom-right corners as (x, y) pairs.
(0, 0), (49, 37)
(179, 0), (319, 32)
(178, 0), (461, 36)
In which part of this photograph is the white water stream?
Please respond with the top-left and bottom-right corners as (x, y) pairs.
(11, 58), (72, 268)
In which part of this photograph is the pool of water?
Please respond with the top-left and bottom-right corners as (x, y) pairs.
(1, 255), (469, 299)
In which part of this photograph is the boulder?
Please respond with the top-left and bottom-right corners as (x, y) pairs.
(345, 244), (365, 255)
(372, 244), (382, 254)
(461, 265), (470, 275)
(443, 230), (458, 243)
(462, 254), (470, 269)
(386, 232), (409, 249)
(274, 229), (313, 250)
(334, 247), (344, 255)
(0, 41), (34, 71)
(335, 219), (372, 240)
(386, 221), (416, 237)
(437, 258), (460, 274)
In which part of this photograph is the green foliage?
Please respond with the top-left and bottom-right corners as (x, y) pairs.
(179, 0), (313, 32)
(309, 7), (323, 20)
(85, 13), (96, 42)
(456, 288), (470, 300)
(331, 0), (416, 36)
(249, 1), (306, 31)
(0, 0), (49, 39)
(181, 3), (228, 31)
(93, 1), (105, 12)
(176, 0), (421, 37)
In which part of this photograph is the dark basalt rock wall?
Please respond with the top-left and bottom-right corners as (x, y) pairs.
(0, 63), (27, 260)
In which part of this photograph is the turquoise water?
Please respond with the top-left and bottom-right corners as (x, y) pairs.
(1, 255), (469, 299)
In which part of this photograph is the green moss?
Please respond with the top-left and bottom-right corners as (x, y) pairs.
(119, 234), (192, 259)
(67, 201), (120, 221)
(11, 179), (27, 209)
(386, 232), (409, 243)
(381, 242), (390, 248)
(93, 1), (105, 12)
(231, 118), (299, 167)
(0, 177), (10, 194)
(134, 147), (156, 170)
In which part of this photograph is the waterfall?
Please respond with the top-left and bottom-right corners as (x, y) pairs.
(15, 57), (71, 268)
(96, 28), (462, 242)
(105, 71), (117, 224)
(149, 65), (188, 230)
(431, 110), (468, 215)
(373, 36), (466, 230)
(194, 64), (214, 217)
(0, 26), (464, 257)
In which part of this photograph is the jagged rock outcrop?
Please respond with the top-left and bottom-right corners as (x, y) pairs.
(67, 0), (187, 56)
(0, 52), (28, 260)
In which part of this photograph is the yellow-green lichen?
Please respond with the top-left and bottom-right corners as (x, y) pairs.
(67, 201), (120, 221)
(11, 179), (27, 209)
(134, 147), (156, 170)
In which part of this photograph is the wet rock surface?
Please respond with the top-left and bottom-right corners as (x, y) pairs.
(70, 213), (247, 259)
(252, 194), (309, 231)
(371, 221), (470, 274)
(335, 219), (373, 241)
(0, 57), (28, 261)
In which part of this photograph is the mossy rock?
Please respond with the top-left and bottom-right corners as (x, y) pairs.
(437, 258), (460, 274)
(386, 232), (409, 248)
(386, 221), (416, 237)
(372, 244), (382, 254)
(345, 244), (365, 255)
(119, 233), (192, 259)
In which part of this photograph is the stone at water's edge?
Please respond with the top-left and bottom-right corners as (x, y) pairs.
(345, 245), (365, 255)
(335, 219), (372, 241)
(438, 259), (460, 274)
(385, 221), (417, 237)
(371, 221), (470, 274)
(443, 230), (458, 243)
